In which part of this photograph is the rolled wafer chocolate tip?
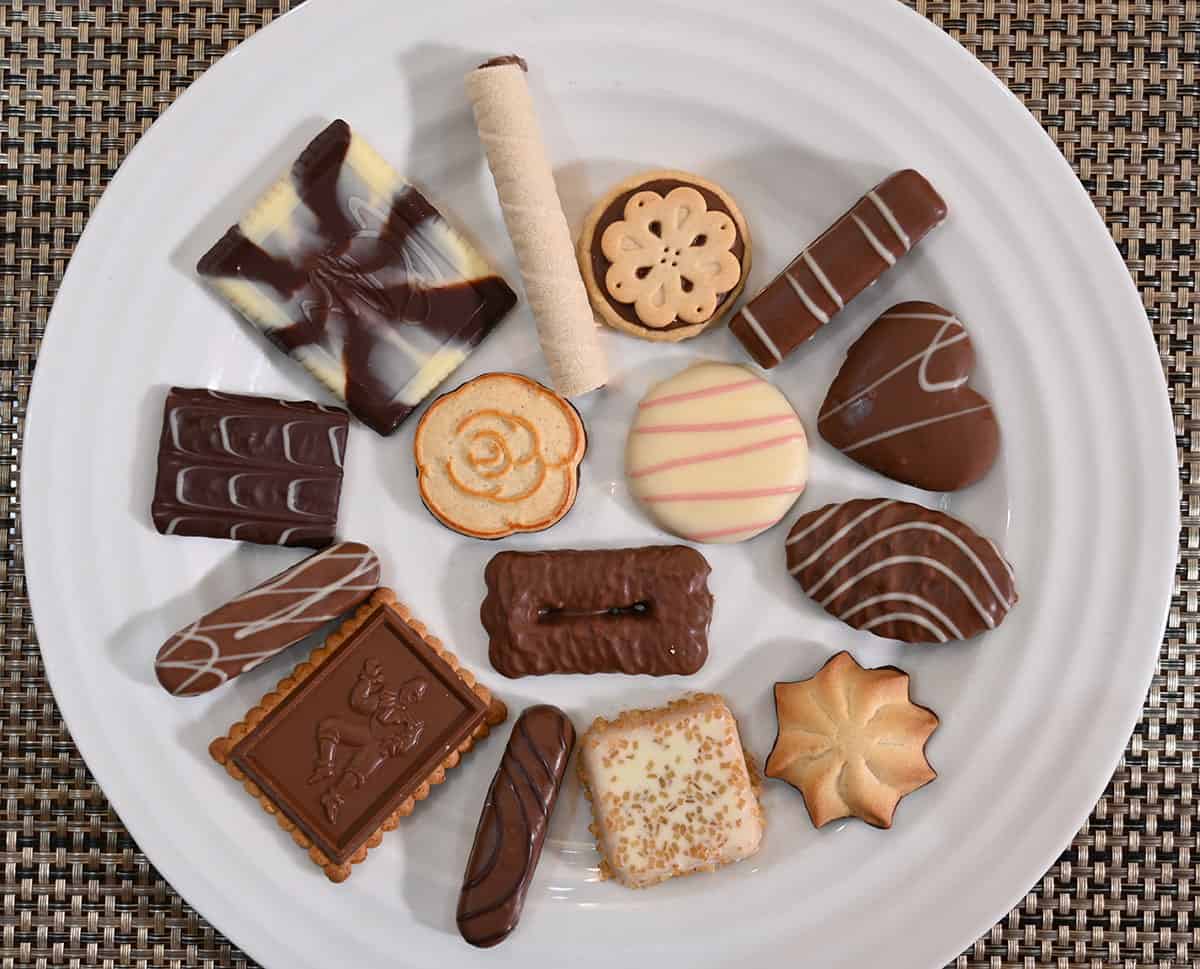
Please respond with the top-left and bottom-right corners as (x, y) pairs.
(478, 54), (528, 71)
(457, 705), (575, 947)
(731, 169), (947, 369)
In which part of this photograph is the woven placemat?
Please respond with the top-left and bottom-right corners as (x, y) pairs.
(1, 2), (1194, 966)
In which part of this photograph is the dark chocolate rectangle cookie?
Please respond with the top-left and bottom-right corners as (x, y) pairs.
(481, 546), (713, 677)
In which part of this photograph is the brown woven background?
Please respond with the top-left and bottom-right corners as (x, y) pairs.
(0, 1), (1194, 966)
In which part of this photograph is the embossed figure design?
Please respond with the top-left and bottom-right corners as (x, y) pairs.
(308, 659), (430, 824)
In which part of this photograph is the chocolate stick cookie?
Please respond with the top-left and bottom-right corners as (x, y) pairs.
(731, 170), (947, 369)
(457, 705), (575, 947)
(482, 546), (713, 677)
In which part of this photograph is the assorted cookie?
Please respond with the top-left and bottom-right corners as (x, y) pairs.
(413, 372), (587, 539)
(151, 387), (348, 547)
(197, 120), (517, 435)
(458, 705), (576, 948)
(578, 694), (764, 888)
(626, 361), (809, 542)
(155, 541), (380, 697)
(131, 51), (1025, 940)
(766, 651), (938, 828)
(818, 302), (999, 490)
(731, 169), (947, 368)
(786, 498), (1017, 643)
(209, 589), (506, 883)
(578, 170), (751, 342)
(482, 545), (712, 677)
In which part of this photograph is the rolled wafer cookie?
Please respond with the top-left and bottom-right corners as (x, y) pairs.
(465, 55), (607, 398)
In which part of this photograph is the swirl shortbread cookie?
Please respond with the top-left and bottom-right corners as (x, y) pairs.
(414, 372), (587, 539)
(579, 170), (751, 342)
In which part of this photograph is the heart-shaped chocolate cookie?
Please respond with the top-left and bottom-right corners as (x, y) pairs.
(818, 302), (999, 491)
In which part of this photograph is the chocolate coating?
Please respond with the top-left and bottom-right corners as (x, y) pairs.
(229, 602), (489, 865)
(478, 54), (528, 71)
(457, 705), (575, 948)
(731, 170), (947, 368)
(786, 498), (1017, 643)
(588, 177), (747, 331)
(819, 302), (999, 491)
(155, 541), (380, 697)
(150, 388), (347, 548)
(198, 119), (516, 435)
(482, 546), (712, 677)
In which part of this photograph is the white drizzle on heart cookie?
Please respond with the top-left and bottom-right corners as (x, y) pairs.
(626, 363), (808, 543)
(817, 302), (1000, 491)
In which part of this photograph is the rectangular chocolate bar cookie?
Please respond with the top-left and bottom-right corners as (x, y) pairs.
(481, 546), (713, 677)
(210, 588), (507, 882)
(197, 119), (517, 435)
(151, 387), (348, 548)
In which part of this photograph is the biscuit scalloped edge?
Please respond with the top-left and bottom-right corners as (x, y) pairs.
(209, 587), (507, 882)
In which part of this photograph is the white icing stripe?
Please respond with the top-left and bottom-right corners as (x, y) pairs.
(328, 426), (343, 468)
(788, 500), (896, 569)
(806, 519), (1012, 611)
(840, 404), (992, 454)
(802, 250), (843, 309)
(739, 307), (782, 363)
(282, 421), (299, 465)
(227, 473), (246, 509)
(852, 214), (897, 266)
(988, 539), (1017, 583)
(839, 592), (964, 640)
(918, 321), (970, 392)
(785, 273), (830, 325)
(785, 504), (843, 546)
(217, 416), (238, 456)
(867, 190), (911, 250)
(860, 612), (948, 643)
(819, 326), (967, 422)
(880, 313), (959, 322)
(816, 554), (999, 629)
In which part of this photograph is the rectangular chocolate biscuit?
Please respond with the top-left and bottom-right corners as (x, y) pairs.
(210, 588), (506, 882)
(481, 546), (712, 678)
(731, 169), (947, 368)
(151, 387), (347, 548)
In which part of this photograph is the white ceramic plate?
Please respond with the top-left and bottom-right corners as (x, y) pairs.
(21, 1), (1177, 966)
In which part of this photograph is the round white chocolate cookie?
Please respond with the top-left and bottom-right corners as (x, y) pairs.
(626, 362), (808, 543)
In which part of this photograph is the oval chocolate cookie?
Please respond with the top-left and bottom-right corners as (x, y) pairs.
(818, 302), (999, 491)
(786, 498), (1016, 643)
(578, 169), (751, 342)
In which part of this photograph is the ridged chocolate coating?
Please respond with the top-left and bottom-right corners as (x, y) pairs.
(481, 546), (712, 677)
(457, 705), (575, 948)
(786, 498), (1017, 643)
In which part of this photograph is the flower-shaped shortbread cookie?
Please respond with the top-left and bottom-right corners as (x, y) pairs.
(578, 171), (751, 342)
(602, 186), (741, 329)
(766, 651), (938, 828)
(414, 372), (586, 539)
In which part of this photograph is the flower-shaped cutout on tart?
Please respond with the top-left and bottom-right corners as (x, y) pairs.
(601, 186), (743, 330)
(414, 372), (586, 539)
(766, 651), (938, 829)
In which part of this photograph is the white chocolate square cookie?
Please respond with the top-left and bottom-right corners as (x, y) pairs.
(578, 693), (764, 888)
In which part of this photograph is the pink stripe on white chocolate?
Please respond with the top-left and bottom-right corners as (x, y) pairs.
(634, 414), (799, 435)
(638, 377), (760, 410)
(640, 484), (806, 503)
(629, 432), (805, 479)
(681, 519), (781, 541)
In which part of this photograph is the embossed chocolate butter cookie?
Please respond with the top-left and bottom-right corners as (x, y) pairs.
(414, 372), (587, 539)
(819, 302), (999, 491)
(578, 170), (751, 342)
(786, 498), (1017, 643)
